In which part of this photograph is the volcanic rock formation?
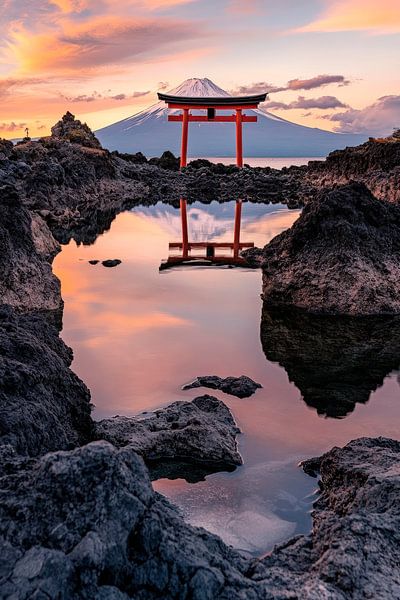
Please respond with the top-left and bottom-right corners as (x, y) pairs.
(1, 437), (400, 599)
(304, 130), (400, 203)
(245, 183), (400, 315)
(0, 305), (93, 456)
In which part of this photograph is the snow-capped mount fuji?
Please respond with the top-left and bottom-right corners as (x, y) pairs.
(96, 77), (366, 158)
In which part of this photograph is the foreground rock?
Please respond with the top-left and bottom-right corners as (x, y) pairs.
(0, 184), (62, 313)
(182, 375), (262, 398)
(1, 437), (399, 599)
(96, 395), (242, 482)
(261, 307), (400, 417)
(0, 305), (93, 456)
(245, 183), (400, 315)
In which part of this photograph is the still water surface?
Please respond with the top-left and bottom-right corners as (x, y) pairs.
(53, 200), (400, 556)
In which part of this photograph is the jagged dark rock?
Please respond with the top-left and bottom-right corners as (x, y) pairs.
(95, 395), (242, 482)
(0, 305), (93, 456)
(182, 375), (262, 398)
(1, 437), (399, 599)
(0, 184), (62, 313)
(148, 150), (180, 171)
(248, 182), (400, 315)
(51, 111), (102, 148)
(304, 131), (400, 203)
(260, 306), (400, 417)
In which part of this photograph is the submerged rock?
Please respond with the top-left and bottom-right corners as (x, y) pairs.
(1, 436), (399, 599)
(260, 307), (400, 417)
(182, 375), (262, 398)
(0, 305), (93, 456)
(250, 183), (400, 315)
(102, 259), (122, 268)
(95, 395), (242, 482)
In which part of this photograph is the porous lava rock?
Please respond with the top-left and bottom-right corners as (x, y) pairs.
(0, 305), (93, 456)
(1, 437), (400, 599)
(304, 130), (400, 203)
(247, 182), (400, 315)
(182, 375), (262, 398)
(95, 395), (242, 481)
(51, 111), (102, 148)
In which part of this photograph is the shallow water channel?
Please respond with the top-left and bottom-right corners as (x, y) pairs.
(53, 200), (400, 556)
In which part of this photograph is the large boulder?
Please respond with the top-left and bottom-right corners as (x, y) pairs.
(0, 305), (93, 456)
(0, 184), (62, 313)
(95, 395), (242, 482)
(248, 183), (400, 315)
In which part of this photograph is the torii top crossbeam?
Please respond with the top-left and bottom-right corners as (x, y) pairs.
(157, 92), (268, 168)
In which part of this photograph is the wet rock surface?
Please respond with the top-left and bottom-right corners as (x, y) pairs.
(1, 437), (399, 599)
(247, 182), (400, 315)
(261, 307), (400, 417)
(182, 375), (262, 398)
(95, 395), (242, 482)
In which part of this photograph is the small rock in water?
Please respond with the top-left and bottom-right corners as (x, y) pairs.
(102, 259), (121, 268)
(182, 375), (262, 398)
(88, 260), (99, 265)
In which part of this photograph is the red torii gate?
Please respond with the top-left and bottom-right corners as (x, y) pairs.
(157, 91), (267, 168)
(157, 91), (267, 268)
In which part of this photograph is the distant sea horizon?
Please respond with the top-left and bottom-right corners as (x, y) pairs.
(188, 156), (325, 169)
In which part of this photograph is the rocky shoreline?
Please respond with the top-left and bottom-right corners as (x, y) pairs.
(1, 114), (400, 598)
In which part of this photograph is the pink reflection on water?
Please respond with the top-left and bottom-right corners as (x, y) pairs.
(53, 202), (400, 555)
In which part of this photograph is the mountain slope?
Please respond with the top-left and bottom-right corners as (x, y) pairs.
(96, 78), (366, 157)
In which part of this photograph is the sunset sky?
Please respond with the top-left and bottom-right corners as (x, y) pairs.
(1, 0), (399, 138)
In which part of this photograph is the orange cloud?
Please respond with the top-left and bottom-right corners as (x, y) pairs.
(298, 0), (400, 34)
(8, 14), (206, 75)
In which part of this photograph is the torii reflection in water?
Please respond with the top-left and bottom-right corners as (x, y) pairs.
(157, 88), (268, 271)
(159, 198), (254, 271)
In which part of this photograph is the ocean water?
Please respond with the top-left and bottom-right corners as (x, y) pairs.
(53, 200), (400, 556)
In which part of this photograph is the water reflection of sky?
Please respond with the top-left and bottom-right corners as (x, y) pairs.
(53, 201), (400, 556)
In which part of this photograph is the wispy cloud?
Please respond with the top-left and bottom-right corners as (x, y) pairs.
(285, 74), (350, 91)
(264, 95), (348, 110)
(61, 89), (150, 102)
(231, 74), (350, 96)
(297, 0), (400, 34)
(0, 121), (27, 132)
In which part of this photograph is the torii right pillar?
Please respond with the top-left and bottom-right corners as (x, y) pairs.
(234, 108), (243, 258)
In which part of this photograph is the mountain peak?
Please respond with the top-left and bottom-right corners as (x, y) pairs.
(167, 77), (230, 98)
